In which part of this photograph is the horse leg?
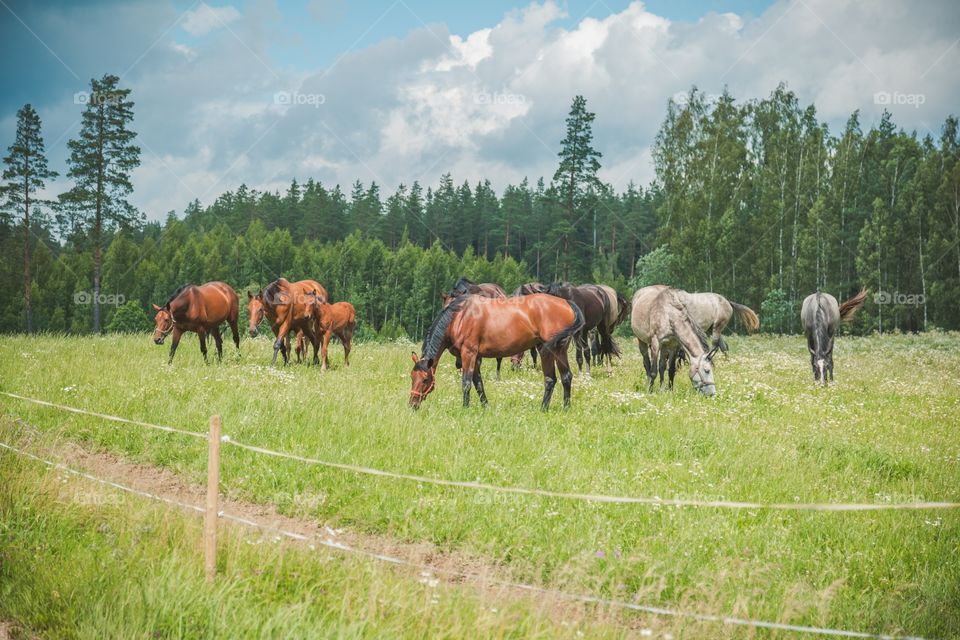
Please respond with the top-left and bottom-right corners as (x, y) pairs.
(807, 335), (819, 382)
(273, 322), (289, 365)
(647, 337), (660, 392)
(530, 347), (539, 369)
(228, 317), (240, 352)
(310, 329), (320, 366)
(460, 351), (477, 407)
(667, 350), (678, 390)
(538, 348), (557, 411)
(556, 346), (573, 409)
(212, 327), (224, 362)
(495, 357), (502, 380)
(472, 357), (488, 406)
(167, 327), (184, 364)
(321, 330), (331, 370)
(638, 340), (652, 389)
(341, 330), (352, 366)
(198, 329), (209, 363)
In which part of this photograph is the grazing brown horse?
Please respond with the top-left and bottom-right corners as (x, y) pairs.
(410, 294), (584, 410)
(631, 285), (719, 395)
(152, 281), (240, 364)
(305, 292), (356, 370)
(247, 278), (327, 365)
(510, 282), (549, 368)
(801, 288), (868, 384)
(546, 282), (614, 375)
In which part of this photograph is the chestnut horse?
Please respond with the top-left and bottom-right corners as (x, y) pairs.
(545, 282), (613, 375)
(152, 281), (240, 364)
(509, 282), (548, 368)
(443, 277), (508, 378)
(410, 294), (584, 410)
(247, 278), (327, 365)
(305, 292), (356, 370)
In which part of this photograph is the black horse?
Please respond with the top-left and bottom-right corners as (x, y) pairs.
(545, 282), (617, 374)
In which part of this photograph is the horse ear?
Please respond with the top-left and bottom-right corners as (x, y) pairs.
(247, 290), (253, 300)
(152, 303), (162, 311)
(410, 351), (419, 363)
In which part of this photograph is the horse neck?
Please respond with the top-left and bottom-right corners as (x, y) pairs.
(672, 311), (706, 358)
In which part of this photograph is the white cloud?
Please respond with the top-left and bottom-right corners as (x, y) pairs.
(182, 3), (241, 37)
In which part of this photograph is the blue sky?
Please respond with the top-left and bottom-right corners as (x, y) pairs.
(1, 0), (957, 219)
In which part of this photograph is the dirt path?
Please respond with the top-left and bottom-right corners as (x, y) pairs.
(1, 421), (665, 636)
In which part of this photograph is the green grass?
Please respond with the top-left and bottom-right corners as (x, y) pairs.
(1, 332), (959, 638)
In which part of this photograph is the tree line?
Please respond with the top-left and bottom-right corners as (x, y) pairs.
(2, 76), (958, 337)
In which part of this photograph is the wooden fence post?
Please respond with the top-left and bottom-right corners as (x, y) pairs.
(204, 414), (221, 584)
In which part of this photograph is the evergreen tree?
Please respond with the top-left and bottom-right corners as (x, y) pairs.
(62, 74), (141, 333)
(1, 104), (57, 333)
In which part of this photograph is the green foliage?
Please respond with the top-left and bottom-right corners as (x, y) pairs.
(106, 300), (151, 333)
(760, 288), (793, 334)
(630, 246), (675, 289)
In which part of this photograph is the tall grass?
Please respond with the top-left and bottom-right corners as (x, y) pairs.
(1, 332), (958, 637)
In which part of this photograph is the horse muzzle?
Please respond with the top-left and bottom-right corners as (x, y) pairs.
(249, 329), (258, 338)
(153, 335), (165, 345)
(697, 383), (716, 397)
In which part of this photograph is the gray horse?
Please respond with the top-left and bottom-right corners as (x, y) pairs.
(678, 291), (759, 353)
(631, 285), (719, 395)
(800, 288), (868, 384)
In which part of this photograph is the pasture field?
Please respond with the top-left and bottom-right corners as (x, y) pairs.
(1, 332), (959, 638)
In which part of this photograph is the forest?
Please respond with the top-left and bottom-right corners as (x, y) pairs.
(2, 77), (959, 338)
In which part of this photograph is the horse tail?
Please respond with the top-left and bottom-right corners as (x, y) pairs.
(615, 292), (630, 327)
(543, 300), (585, 353)
(839, 288), (868, 322)
(729, 301), (760, 333)
(599, 330), (621, 359)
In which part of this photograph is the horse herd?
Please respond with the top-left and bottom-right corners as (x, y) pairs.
(150, 277), (868, 411)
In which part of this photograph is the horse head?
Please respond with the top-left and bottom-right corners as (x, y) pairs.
(409, 351), (437, 409)
(151, 303), (174, 345)
(246, 290), (267, 337)
(688, 344), (719, 396)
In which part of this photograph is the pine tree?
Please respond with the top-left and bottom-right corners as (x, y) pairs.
(63, 74), (141, 333)
(553, 95), (602, 280)
(2, 104), (57, 334)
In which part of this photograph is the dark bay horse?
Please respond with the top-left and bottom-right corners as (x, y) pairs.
(631, 285), (719, 395)
(590, 284), (629, 369)
(306, 292), (356, 370)
(510, 282), (549, 368)
(801, 288), (868, 384)
(410, 294), (584, 410)
(152, 281), (240, 364)
(247, 278), (327, 365)
(443, 277), (508, 378)
(546, 282), (613, 375)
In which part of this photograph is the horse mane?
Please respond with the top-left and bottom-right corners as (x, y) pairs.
(164, 284), (192, 308)
(665, 288), (711, 352)
(421, 296), (468, 363)
(262, 279), (286, 304)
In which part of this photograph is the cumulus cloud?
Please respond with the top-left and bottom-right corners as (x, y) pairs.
(181, 3), (241, 37)
(4, 0), (959, 220)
